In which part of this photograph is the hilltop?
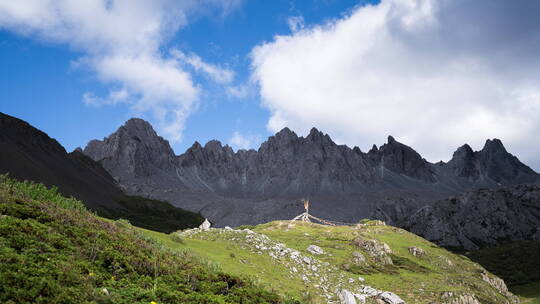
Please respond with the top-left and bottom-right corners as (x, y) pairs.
(142, 220), (520, 304)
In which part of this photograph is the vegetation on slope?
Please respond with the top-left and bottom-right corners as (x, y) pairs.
(97, 195), (204, 233)
(143, 220), (520, 304)
(0, 175), (295, 304)
(468, 241), (540, 303)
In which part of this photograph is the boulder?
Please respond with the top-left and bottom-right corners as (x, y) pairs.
(338, 289), (357, 304)
(351, 251), (367, 265)
(307, 244), (324, 255)
(352, 237), (393, 265)
(379, 291), (405, 304)
(408, 246), (426, 258)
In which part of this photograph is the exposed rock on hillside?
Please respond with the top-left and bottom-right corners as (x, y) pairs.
(171, 220), (520, 304)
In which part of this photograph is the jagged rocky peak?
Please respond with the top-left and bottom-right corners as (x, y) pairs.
(376, 135), (435, 182)
(275, 127), (297, 140)
(479, 138), (538, 183)
(306, 127), (334, 145)
(83, 118), (177, 178)
(446, 138), (539, 184)
(448, 144), (478, 180)
(482, 138), (506, 153)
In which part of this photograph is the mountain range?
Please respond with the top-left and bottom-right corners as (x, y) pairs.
(2, 112), (539, 250)
(80, 118), (540, 250)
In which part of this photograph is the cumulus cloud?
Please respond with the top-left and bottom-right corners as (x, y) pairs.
(0, 0), (240, 142)
(251, 0), (540, 168)
(229, 131), (260, 150)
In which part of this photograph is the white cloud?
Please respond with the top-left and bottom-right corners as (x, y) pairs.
(172, 49), (234, 84)
(229, 131), (260, 150)
(251, 0), (540, 168)
(0, 0), (241, 142)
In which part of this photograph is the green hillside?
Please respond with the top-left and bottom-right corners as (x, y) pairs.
(0, 175), (295, 304)
(143, 221), (522, 304)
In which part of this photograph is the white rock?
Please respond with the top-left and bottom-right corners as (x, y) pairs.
(338, 289), (357, 304)
(307, 244), (324, 255)
(379, 291), (405, 304)
(354, 294), (367, 304)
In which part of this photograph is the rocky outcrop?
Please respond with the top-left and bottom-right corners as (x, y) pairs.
(408, 246), (426, 258)
(352, 237), (393, 265)
(442, 292), (480, 304)
(400, 185), (540, 251)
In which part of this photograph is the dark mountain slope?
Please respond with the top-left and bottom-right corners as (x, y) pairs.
(374, 184), (540, 251)
(0, 112), (202, 232)
(0, 113), (123, 209)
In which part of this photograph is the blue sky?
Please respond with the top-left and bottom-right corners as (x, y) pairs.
(1, 0), (540, 170)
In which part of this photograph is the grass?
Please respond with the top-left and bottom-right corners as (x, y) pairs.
(0, 175), (296, 304)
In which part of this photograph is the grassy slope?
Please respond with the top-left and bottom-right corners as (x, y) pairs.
(0, 175), (295, 304)
(141, 220), (520, 304)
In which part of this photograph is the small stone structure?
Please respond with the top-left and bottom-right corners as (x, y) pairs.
(199, 218), (211, 231)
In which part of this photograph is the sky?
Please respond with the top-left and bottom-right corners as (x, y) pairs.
(1, 0), (540, 170)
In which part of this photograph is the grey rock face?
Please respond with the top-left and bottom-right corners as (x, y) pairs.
(369, 136), (435, 183)
(84, 118), (177, 184)
(395, 184), (540, 251)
